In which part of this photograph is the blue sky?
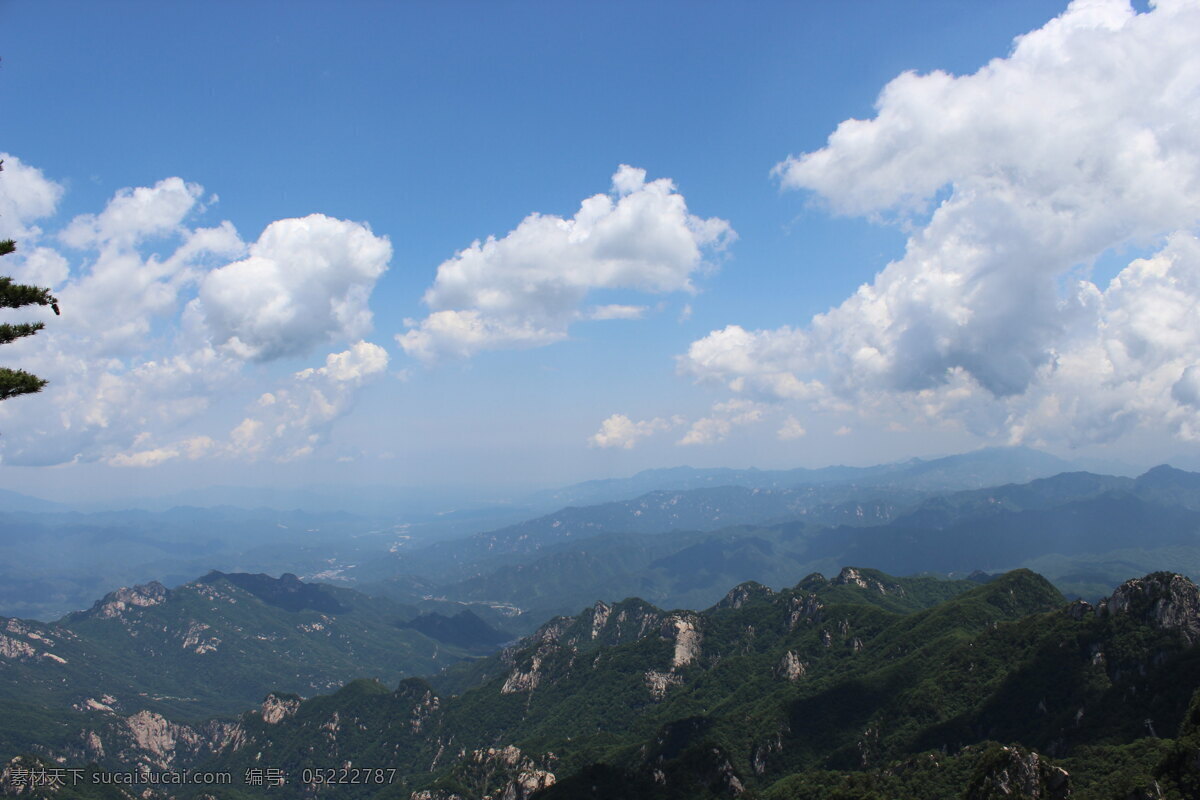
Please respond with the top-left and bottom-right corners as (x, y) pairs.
(2, 0), (1198, 502)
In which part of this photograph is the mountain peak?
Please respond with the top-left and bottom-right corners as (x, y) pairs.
(1101, 571), (1200, 644)
(197, 571), (347, 614)
(716, 581), (774, 610)
(83, 581), (169, 620)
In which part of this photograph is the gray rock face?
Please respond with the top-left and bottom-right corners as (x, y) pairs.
(966, 745), (1070, 800)
(787, 593), (824, 630)
(1101, 572), (1200, 644)
(717, 582), (774, 610)
(776, 650), (807, 681)
(260, 693), (301, 724)
(88, 582), (170, 619)
(832, 567), (903, 596)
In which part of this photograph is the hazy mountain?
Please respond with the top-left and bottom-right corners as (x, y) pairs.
(408, 466), (1200, 631)
(529, 446), (1079, 508)
(0, 487), (71, 514)
(365, 447), (1080, 593)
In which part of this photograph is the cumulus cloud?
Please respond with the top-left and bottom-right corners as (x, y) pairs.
(195, 214), (392, 361)
(398, 165), (734, 361)
(0, 159), (393, 467)
(589, 413), (680, 449)
(61, 177), (205, 250)
(0, 153), (63, 242)
(681, 0), (1200, 447)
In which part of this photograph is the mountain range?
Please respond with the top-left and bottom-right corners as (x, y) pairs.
(6, 566), (1197, 798)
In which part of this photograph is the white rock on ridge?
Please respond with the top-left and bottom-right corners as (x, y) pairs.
(776, 651), (807, 681)
(832, 567), (900, 596)
(92, 582), (170, 619)
(501, 654), (544, 694)
(590, 601), (611, 639)
(501, 769), (556, 800)
(664, 614), (702, 668)
(1101, 572), (1200, 644)
(260, 693), (301, 724)
(644, 670), (684, 700)
(0, 634), (36, 660)
(126, 710), (198, 764)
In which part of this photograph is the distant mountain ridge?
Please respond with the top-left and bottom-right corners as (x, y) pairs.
(368, 463), (1200, 632)
(371, 447), (1083, 590)
(529, 446), (1080, 508)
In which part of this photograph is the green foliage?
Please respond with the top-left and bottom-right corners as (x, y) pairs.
(0, 366), (47, 399)
(9, 567), (1200, 800)
(0, 160), (60, 404)
(0, 573), (475, 761)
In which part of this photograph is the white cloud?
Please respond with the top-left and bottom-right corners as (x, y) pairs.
(777, 416), (807, 440)
(107, 341), (391, 467)
(61, 178), (204, 249)
(108, 436), (214, 469)
(681, 0), (1200, 447)
(222, 341), (390, 461)
(589, 413), (679, 449)
(678, 399), (765, 446)
(587, 304), (647, 321)
(195, 214), (392, 361)
(0, 153), (63, 243)
(398, 165), (734, 362)
(0, 159), (393, 467)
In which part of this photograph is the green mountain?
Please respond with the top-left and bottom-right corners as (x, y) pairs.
(7, 567), (1200, 798)
(0, 571), (487, 764)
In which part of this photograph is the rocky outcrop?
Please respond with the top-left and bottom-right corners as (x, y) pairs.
(1065, 599), (1094, 620)
(966, 745), (1070, 800)
(407, 687), (441, 734)
(717, 582), (774, 610)
(0, 633), (36, 660)
(833, 567), (903, 596)
(645, 669), (684, 700)
(80, 711), (245, 772)
(500, 767), (555, 800)
(124, 710), (198, 766)
(501, 652), (546, 694)
(260, 693), (301, 724)
(663, 614), (702, 668)
(426, 745), (555, 800)
(88, 582), (169, 619)
(499, 617), (575, 694)
(787, 593), (824, 630)
(1100, 572), (1200, 644)
(589, 601), (611, 639)
(180, 620), (220, 654)
(776, 650), (807, 681)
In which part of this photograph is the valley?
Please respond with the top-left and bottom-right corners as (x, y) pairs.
(3, 449), (1200, 798)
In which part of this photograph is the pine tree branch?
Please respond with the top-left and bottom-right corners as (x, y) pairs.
(0, 323), (45, 345)
(0, 368), (48, 400)
(0, 276), (59, 311)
